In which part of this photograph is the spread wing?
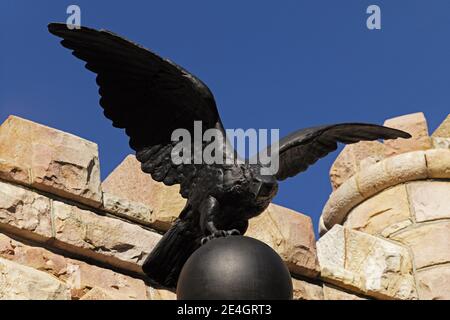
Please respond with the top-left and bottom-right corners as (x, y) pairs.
(270, 123), (411, 181)
(48, 23), (226, 198)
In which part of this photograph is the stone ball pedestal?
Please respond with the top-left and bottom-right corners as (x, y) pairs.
(176, 236), (293, 300)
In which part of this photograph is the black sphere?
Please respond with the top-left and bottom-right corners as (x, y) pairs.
(176, 236), (293, 300)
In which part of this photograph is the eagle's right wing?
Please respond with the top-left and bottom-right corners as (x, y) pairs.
(49, 23), (229, 198)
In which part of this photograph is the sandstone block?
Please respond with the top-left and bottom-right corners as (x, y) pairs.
(292, 278), (323, 300)
(102, 192), (154, 226)
(0, 257), (70, 300)
(407, 181), (450, 222)
(0, 158), (30, 185)
(416, 265), (450, 300)
(0, 181), (52, 241)
(322, 283), (367, 300)
(147, 287), (177, 300)
(317, 225), (417, 300)
(318, 215), (328, 236)
(247, 203), (320, 277)
(425, 149), (450, 179)
(432, 114), (450, 138)
(385, 151), (428, 183)
(322, 175), (364, 229)
(52, 200), (162, 273)
(383, 112), (432, 155)
(0, 233), (147, 300)
(355, 160), (389, 198)
(390, 221), (450, 270)
(432, 137), (450, 149)
(352, 151), (426, 200)
(304, 149), (430, 236)
(102, 155), (185, 231)
(380, 220), (413, 238)
(344, 184), (412, 236)
(79, 287), (131, 300)
(329, 141), (388, 190)
(0, 116), (102, 207)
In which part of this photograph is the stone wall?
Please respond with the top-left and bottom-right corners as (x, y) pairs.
(0, 113), (448, 300)
(320, 112), (450, 300)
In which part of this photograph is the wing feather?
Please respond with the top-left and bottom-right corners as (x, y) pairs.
(49, 23), (225, 197)
(272, 123), (411, 181)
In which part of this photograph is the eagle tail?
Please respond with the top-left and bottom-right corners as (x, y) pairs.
(142, 219), (201, 289)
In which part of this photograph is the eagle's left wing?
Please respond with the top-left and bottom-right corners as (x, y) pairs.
(267, 123), (411, 181)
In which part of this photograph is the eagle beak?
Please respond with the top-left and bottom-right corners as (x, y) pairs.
(251, 180), (275, 200)
(250, 182), (262, 199)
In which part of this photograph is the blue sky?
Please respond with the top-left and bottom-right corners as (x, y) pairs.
(1, 1), (449, 236)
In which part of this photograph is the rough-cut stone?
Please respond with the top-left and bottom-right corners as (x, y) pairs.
(102, 192), (154, 226)
(432, 137), (450, 149)
(432, 114), (450, 138)
(311, 150), (431, 234)
(30, 141), (101, 208)
(317, 225), (417, 300)
(330, 141), (388, 190)
(0, 257), (70, 300)
(292, 278), (323, 300)
(0, 158), (30, 185)
(322, 175), (364, 230)
(344, 184), (412, 236)
(380, 220), (412, 238)
(247, 204), (319, 277)
(64, 262), (146, 300)
(147, 287), (177, 300)
(384, 151), (428, 185)
(407, 181), (450, 222)
(80, 287), (131, 300)
(383, 112), (432, 156)
(318, 216), (328, 236)
(0, 233), (147, 300)
(52, 200), (162, 274)
(0, 116), (102, 207)
(322, 283), (367, 300)
(355, 160), (388, 198)
(425, 149), (450, 179)
(0, 181), (52, 241)
(416, 265), (450, 300)
(390, 222), (450, 270)
(357, 151), (428, 199)
(102, 155), (185, 231)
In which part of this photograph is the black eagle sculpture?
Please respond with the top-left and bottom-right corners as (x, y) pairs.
(48, 23), (411, 288)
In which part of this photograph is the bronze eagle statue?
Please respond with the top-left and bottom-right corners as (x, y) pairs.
(48, 23), (411, 288)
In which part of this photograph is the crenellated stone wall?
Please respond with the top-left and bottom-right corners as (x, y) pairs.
(0, 113), (448, 300)
(0, 115), (320, 300)
(319, 112), (450, 300)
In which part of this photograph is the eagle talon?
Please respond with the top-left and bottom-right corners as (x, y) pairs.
(213, 230), (227, 237)
(227, 229), (241, 236)
(201, 229), (241, 245)
(200, 236), (212, 245)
